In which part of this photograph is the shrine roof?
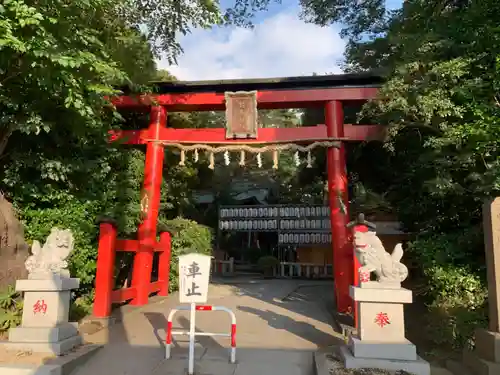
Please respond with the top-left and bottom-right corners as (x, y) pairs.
(122, 72), (383, 95)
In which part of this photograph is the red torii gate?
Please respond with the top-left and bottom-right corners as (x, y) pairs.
(92, 73), (384, 321)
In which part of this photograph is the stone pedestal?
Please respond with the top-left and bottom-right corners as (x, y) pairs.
(340, 282), (430, 375)
(461, 329), (500, 375)
(3, 277), (82, 355)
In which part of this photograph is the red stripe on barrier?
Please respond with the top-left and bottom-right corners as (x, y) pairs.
(166, 321), (173, 344)
(196, 305), (212, 311)
(231, 324), (236, 347)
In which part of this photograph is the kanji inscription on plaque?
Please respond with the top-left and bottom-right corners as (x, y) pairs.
(225, 91), (258, 139)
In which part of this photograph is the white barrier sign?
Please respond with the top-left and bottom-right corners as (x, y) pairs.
(178, 253), (211, 304)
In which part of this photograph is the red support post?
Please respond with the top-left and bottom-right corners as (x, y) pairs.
(158, 231), (172, 296)
(325, 100), (356, 316)
(130, 106), (167, 305)
(93, 220), (118, 318)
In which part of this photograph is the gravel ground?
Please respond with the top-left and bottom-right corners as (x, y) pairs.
(325, 349), (412, 375)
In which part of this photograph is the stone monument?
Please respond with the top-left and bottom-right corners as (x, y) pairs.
(3, 228), (82, 355)
(339, 230), (430, 375)
(457, 197), (500, 375)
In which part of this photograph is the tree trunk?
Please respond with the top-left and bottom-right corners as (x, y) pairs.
(0, 193), (29, 289)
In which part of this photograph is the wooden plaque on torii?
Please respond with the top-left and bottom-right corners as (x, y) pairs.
(224, 91), (258, 139)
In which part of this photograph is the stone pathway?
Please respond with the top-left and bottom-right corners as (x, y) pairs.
(0, 347), (53, 366)
(72, 278), (341, 375)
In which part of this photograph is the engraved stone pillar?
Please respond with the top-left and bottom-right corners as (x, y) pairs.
(460, 198), (500, 375)
(1, 228), (82, 355)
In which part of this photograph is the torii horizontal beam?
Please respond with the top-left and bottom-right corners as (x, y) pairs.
(111, 86), (379, 111)
(109, 124), (386, 145)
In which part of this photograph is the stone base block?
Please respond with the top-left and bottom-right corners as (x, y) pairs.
(2, 334), (82, 355)
(474, 329), (500, 363)
(21, 291), (71, 328)
(0, 364), (60, 375)
(357, 302), (406, 342)
(9, 323), (78, 343)
(339, 345), (430, 375)
(359, 281), (402, 289)
(16, 278), (80, 292)
(348, 337), (417, 361)
(463, 348), (500, 375)
(350, 286), (413, 304)
(0, 344), (102, 375)
(446, 359), (474, 375)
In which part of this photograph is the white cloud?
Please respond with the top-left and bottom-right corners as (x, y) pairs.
(157, 8), (346, 80)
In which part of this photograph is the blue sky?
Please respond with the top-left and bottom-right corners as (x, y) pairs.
(157, 0), (403, 80)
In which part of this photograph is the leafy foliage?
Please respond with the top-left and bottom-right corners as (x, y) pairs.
(257, 255), (279, 270)
(0, 0), (157, 157)
(408, 230), (488, 348)
(301, 0), (500, 351)
(118, 0), (281, 63)
(163, 218), (213, 293)
(0, 286), (22, 333)
(0, 3), (158, 296)
(0, 0), (280, 161)
(299, 0), (388, 40)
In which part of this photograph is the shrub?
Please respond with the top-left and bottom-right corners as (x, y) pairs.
(257, 255), (279, 271)
(11, 148), (146, 298)
(69, 295), (94, 322)
(0, 286), (22, 333)
(19, 197), (105, 297)
(408, 229), (488, 349)
(162, 218), (213, 293)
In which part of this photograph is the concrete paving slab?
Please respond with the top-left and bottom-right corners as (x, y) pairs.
(234, 348), (314, 375)
(153, 348), (314, 375)
(71, 279), (336, 375)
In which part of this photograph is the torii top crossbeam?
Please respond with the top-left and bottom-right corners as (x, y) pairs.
(113, 72), (382, 111)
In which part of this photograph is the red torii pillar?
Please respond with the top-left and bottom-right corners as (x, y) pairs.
(130, 106), (167, 305)
(325, 100), (356, 315)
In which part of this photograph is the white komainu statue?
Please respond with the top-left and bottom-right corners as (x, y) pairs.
(25, 228), (74, 279)
(353, 230), (408, 284)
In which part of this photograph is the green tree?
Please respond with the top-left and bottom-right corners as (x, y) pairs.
(0, 0), (280, 157)
(300, 0), (500, 350)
